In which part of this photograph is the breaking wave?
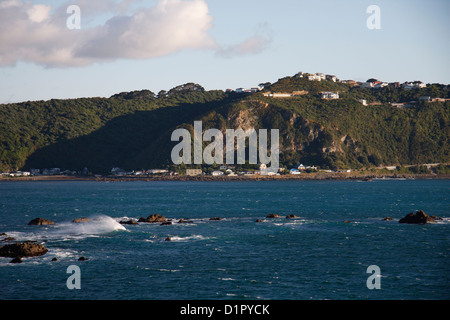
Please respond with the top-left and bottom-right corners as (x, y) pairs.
(6, 215), (126, 242)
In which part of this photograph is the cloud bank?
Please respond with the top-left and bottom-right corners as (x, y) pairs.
(0, 0), (272, 67)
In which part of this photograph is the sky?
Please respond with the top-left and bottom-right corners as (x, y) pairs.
(0, 0), (449, 103)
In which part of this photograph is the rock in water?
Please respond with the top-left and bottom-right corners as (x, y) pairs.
(399, 210), (436, 224)
(28, 217), (55, 225)
(119, 219), (138, 225)
(0, 241), (48, 257)
(10, 257), (23, 263)
(266, 214), (281, 218)
(139, 214), (167, 223)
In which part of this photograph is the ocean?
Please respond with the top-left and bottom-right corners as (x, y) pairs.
(0, 179), (449, 300)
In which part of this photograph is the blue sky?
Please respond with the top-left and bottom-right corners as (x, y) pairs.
(0, 0), (449, 103)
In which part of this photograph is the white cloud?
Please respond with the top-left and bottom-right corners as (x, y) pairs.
(0, 0), (272, 67)
(215, 23), (273, 59)
(27, 4), (51, 23)
(216, 34), (272, 59)
(75, 0), (215, 60)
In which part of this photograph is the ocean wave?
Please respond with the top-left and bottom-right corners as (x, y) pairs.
(434, 217), (450, 224)
(4, 215), (126, 242)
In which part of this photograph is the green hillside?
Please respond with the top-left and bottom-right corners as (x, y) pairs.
(0, 76), (449, 174)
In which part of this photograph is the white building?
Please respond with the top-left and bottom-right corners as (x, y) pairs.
(321, 91), (339, 99)
(404, 82), (426, 90)
(186, 169), (202, 176)
(149, 169), (169, 174)
(263, 92), (293, 98)
(361, 82), (374, 88)
(308, 74), (321, 81)
(316, 73), (326, 80)
(374, 82), (388, 89)
(358, 99), (368, 106)
(211, 171), (224, 176)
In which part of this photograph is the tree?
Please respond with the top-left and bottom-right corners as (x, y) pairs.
(157, 90), (167, 98)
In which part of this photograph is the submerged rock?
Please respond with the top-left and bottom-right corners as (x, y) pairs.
(399, 210), (437, 224)
(72, 217), (91, 223)
(382, 217), (394, 221)
(78, 256), (88, 261)
(119, 219), (138, 225)
(0, 241), (48, 258)
(286, 214), (297, 219)
(266, 214), (281, 218)
(255, 219), (263, 223)
(10, 257), (23, 263)
(28, 217), (55, 225)
(209, 217), (222, 221)
(178, 219), (193, 224)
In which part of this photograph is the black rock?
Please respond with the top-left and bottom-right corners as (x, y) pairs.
(10, 257), (23, 263)
(0, 241), (48, 258)
(399, 210), (436, 224)
(28, 217), (55, 225)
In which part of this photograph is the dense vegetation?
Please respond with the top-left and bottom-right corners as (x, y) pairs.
(0, 76), (448, 173)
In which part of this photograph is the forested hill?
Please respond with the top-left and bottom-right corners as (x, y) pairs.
(0, 76), (449, 174)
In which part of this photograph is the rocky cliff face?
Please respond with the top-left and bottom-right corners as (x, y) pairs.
(202, 99), (359, 168)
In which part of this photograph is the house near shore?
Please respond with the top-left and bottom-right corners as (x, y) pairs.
(186, 169), (202, 176)
(149, 169), (169, 174)
(211, 171), (224, 176)
(289, 168), (301, 175)
(296, 164), (317, 171)
(111, 167), (127, 176)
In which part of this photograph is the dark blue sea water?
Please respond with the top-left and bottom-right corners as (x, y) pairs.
(0, 179), (449, 300)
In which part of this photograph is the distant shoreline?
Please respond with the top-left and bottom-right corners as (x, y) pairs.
(1, 173), (449, 182)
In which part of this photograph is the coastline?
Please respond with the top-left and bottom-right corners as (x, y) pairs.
(1, 172), (449, 182)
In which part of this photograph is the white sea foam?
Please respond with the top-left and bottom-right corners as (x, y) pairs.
(168, 235), (208, 242)
(5, 215), (125, 242)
